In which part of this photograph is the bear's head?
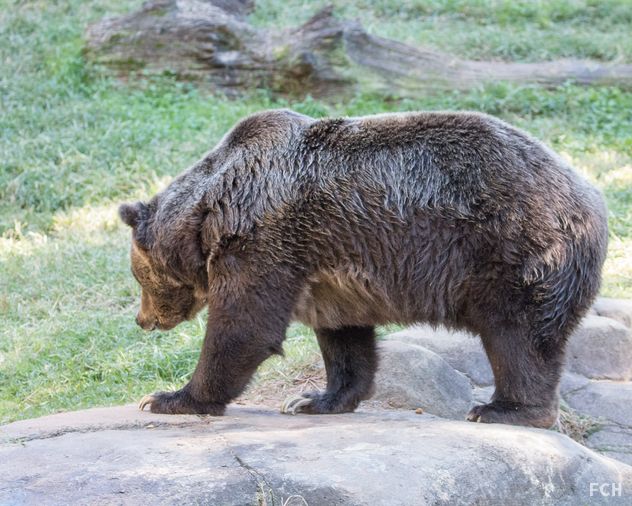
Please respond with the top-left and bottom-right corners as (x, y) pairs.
(119, 201), (207, 331)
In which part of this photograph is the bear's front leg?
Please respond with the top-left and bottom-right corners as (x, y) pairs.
(139, 268), (302, 415)
(139, 324), (276, 415)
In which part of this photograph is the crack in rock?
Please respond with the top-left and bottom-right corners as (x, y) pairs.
(234, 454), (278, 506)
(208, 422), (279, 506)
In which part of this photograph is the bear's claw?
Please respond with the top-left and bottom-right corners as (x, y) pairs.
(280, 395), (313, 415)
(138, 394), (157, 411)
(465, 411), (482, 422)
(465, 402), (558, 428)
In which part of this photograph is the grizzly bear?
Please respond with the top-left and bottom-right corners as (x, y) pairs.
(119, 109), (608, 428)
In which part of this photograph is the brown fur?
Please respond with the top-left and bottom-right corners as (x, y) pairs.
(120, 109), (608, 427)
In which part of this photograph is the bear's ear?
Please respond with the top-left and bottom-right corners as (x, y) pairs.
(118, 201), (148, 228)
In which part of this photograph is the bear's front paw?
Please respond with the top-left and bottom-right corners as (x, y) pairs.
(138, 389), (225, 415)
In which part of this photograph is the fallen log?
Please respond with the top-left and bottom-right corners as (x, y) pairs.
(85, 0), (632, 98)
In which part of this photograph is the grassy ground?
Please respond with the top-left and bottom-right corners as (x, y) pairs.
(252, 0), (632, 62)
(1, 0), (631, 423)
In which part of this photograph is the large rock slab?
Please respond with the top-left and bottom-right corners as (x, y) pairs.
(2, 405), (632, 505)
(592, 297), (632, 329)
(385, 325), (494, 386)
(373, 340), (473, 418)
(566, 380), (632, 427)
(566, 315), (632, 381)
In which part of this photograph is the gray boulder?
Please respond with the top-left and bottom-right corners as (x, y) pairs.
(566, 380), (632, 427)
(472, 385), (495, 404)
(592, 297), (632, 328)
(2, 405), (632, 506)
(559, 372), (591, 396)
(373, 340), (473, 418)
(386, 325), (494, 386)
(566, 315), (632, 381)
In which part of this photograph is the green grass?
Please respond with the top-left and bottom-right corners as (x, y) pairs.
(252, 0), (632, 62)
(1, 0), (631, 424)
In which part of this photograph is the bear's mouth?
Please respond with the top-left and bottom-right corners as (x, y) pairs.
(156, 321), (177, 331)
(137, 314), (178, 331)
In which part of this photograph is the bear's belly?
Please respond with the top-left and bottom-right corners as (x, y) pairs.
(292, 269), (403, 329)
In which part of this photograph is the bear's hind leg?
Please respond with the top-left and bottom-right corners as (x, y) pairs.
(467, 324), (565, 428)
(281, 326), (377, 415)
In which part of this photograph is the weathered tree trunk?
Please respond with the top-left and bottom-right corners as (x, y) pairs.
(85, 0), (632, 98)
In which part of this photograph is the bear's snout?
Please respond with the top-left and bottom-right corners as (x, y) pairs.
(135, 313), (157, 331)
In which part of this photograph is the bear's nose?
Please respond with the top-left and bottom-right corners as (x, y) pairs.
(136, 314), (157, 331)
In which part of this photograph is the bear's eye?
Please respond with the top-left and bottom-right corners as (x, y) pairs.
(131, 263), (154, 285)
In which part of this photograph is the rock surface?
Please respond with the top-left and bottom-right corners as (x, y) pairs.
(592, 297), (632, 329)
(566, 380), (632, 427)
(588, 425), (632, 466)
(386, 325), (494, 386)
(565, 315), (632, 380)
(373, 340), (473, 418)
(2, 405), (632, 506)
(472, 385), (495, 404)
(559, 372), (591, 395)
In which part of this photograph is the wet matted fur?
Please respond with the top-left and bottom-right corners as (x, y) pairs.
(120, 109), (608, 427)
